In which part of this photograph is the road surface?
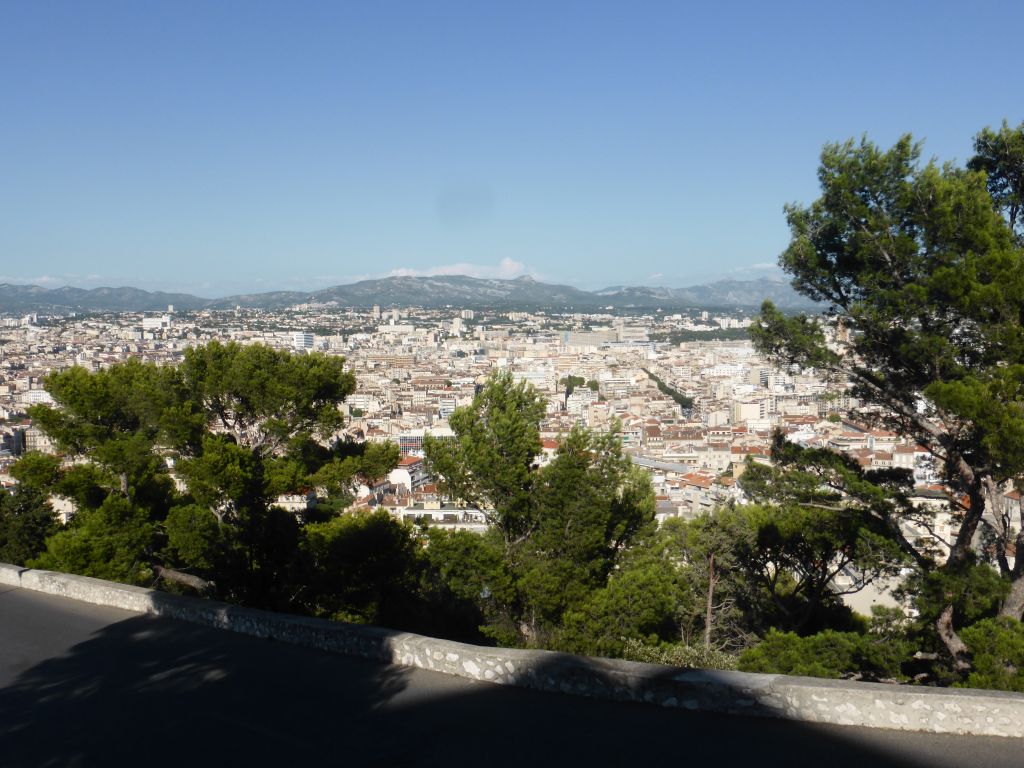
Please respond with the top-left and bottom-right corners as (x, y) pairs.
(1, 585), (1020, 767)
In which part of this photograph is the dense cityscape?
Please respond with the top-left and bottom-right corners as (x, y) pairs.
(0, 297), (961, 613)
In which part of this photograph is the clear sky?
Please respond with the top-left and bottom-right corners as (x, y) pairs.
(2, 1), (1022, 297)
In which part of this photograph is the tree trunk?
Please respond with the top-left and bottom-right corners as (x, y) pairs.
(154, 565), (214, 593)
(982, 477), (1013, 576)
(928, 475), (987, 672)
(995, 485), (1024, 620)
(704, 553), (716, 652)
(945, 480), (986, 569)
(999, 527), (1024, 620)
(1000, 572), (1024, 620)
(936, 602), (972, 673)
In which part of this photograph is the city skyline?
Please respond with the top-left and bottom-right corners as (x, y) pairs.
(3, 1), (1023, 295)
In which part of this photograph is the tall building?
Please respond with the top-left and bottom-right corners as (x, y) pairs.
(292, 332), (314, 351)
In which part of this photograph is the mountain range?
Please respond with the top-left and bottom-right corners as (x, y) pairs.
(0, 275), (815, 314)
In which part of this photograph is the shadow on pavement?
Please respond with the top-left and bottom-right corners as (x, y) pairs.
(0, 610), (1017, 768)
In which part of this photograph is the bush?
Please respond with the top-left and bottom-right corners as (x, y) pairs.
(0, 486), (57, 566)
(621, 638), (737, 670)
(32, 495), (154, 586)
(738, 629), (907, 680)
(558, 557), (686, 658)
(299, 510), (422, 626)
(959, 618), (1024, 692)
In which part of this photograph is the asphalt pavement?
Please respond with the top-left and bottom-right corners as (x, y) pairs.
(1, 585), (1020, 768)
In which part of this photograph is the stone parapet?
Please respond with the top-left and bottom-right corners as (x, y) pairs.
(3, 561), (1022, 737)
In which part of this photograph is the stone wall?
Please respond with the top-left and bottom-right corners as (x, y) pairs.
(3, 562), (1023, 737)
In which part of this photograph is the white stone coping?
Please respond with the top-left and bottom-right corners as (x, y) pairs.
(2, 562), (1022, 737)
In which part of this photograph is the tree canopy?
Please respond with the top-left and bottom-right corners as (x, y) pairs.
(425, 371), (661, 647)
(752, 128), (1024, 672)
(425, 371), (546, 547)
(969, 119), (1024, 238)
(20, 342), (391, 608)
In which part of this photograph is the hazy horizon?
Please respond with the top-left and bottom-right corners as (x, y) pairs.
(3, 1), (1022, 295)
(0, 269), (792, 302)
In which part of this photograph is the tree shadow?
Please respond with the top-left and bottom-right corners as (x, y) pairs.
(0, 602), (1019, 768)
(359, 651), (1020, 768)
(0, 610), (411, 768)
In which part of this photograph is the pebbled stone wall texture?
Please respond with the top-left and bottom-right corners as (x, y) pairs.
(3, 562), (1023, 737)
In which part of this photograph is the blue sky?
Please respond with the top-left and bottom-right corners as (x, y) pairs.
(2, 1), (1022, 297)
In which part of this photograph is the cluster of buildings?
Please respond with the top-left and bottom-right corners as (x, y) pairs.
(0, 303), (1012, 560)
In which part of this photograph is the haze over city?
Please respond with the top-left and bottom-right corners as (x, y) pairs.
(3, 1), (1022, 295)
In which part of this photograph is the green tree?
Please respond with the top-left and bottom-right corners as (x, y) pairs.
(517, 425), (656, 644)
(969, 120), (1024, 238)
(736, 442), (910, 632)
(642, 368), (694, 409)
(738, 626), (908, 681)
(25, 362), (188, 584)
(559, 553), (687, 657)
(164, 503), (226, 575)
(0, 486), (57, 566)
(9, 452), (62, 491)
(179, 340), (354, 457)
(26, 342), (380, 610)
(620, 637), (737, 671)
(895, 558), (1008, 668)
(559, 374), (585, 396)
(659, 515), (752, 651)
(299, 510), (422, 625)
(960, 617), (1024, 692)
(308, 440), (401, 513)
(425, 372), (657, 648)
(54, 464), (115, 512)
(33, 495), (154, 585)
(28, 359), (190, 505)
(423, 527), (515, 644)
(177, 435), (265, 519)
(168, 344), (365, 606)
(752, 132), (1024, 671)
(425, 371), (546, 548)
(232, 505), (302, 610)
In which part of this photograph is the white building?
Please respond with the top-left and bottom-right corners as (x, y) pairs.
(566, 388), (598, 415)
(388, 456), (430, 493)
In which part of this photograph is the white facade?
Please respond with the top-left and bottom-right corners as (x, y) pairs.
(292, 332), (315, 351)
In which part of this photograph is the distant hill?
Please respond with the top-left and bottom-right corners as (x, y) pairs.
(0, 284), (210, 314)
(593, 278), (814, 310)
(319, 275), (598, 309)
(0, 274), (816, 314)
